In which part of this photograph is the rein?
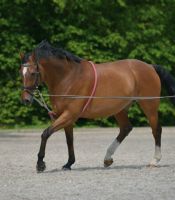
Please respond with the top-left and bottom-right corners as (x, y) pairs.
(33, 90), (56, 121)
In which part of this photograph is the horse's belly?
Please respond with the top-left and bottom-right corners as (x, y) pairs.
(82, 99), (131, 118)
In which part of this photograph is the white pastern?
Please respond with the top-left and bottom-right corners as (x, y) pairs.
(150, 146), (162, 166)
(104, 139), (120, 161)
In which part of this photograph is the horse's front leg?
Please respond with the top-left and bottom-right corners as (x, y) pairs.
(37, 127), (53, 172)
(36, 111), (75, 172)
(62, 125), (75, 170)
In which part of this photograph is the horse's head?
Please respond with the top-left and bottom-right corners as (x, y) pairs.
(19, 52), (40, 105)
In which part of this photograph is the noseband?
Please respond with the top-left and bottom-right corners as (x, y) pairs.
(21, 62), (40, 94)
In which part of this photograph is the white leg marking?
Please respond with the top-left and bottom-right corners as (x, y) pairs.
(150, 146), (162, 166)
(104, 139), (120, 161)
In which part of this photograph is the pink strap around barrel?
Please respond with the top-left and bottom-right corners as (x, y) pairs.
(81, 61), (98, 113)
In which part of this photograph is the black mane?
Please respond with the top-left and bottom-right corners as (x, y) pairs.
(34, 40), (82, 63)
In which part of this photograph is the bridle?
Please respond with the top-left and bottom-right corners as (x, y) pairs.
(21, 62), (41, 94)
(21, 61), (56, 120)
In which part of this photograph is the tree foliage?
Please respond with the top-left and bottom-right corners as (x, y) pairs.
(0, 0), (175, 127)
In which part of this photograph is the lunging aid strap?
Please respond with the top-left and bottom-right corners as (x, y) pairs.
(81, 61), (98, 113)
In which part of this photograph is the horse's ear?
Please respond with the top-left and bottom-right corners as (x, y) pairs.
(19, 52), (24, 60)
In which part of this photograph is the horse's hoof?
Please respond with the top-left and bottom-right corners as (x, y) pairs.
(36, 161), (46, 173)
(62, 165), (71, 170)
(104, 159), (113, 168)
(147, 164), (158, 168)
(147, 159), (159, 168)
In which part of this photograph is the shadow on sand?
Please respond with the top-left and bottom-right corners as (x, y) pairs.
(43, 164), (170, 174)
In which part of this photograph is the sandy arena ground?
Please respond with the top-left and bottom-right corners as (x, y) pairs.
(0, 127), (175, 200)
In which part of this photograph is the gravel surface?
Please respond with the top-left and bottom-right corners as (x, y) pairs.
(0, 127), (175, 200)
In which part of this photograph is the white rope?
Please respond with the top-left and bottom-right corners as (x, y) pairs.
(32, 91), (175, 118)
(33, 91), (51, 112)
(40, 94), (175, 100)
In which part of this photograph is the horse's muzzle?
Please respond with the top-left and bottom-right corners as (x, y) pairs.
(21, 91), (33, 105)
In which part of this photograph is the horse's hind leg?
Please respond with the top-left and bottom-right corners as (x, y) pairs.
(62, 125), (75, 170)
(138, 100), (162, 167)
(104, 109), (133, 167)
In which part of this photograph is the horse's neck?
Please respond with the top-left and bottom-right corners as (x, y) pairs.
(41, 60), (82, 94)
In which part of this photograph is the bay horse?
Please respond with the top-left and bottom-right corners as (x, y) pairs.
(20, 40), (175, 172)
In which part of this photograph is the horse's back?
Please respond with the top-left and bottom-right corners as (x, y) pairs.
(97, 59), (161, 97)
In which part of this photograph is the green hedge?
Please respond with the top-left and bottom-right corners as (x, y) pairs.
(0, 0), (175, 127)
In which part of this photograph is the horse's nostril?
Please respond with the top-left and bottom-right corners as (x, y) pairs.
(23, 99), (30, 105)
(22, 98), (33, 105)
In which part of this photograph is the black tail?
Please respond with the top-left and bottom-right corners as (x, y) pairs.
(153, 65), (175, 105)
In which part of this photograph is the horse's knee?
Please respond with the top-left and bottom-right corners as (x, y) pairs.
(41, 127), (53, 140)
